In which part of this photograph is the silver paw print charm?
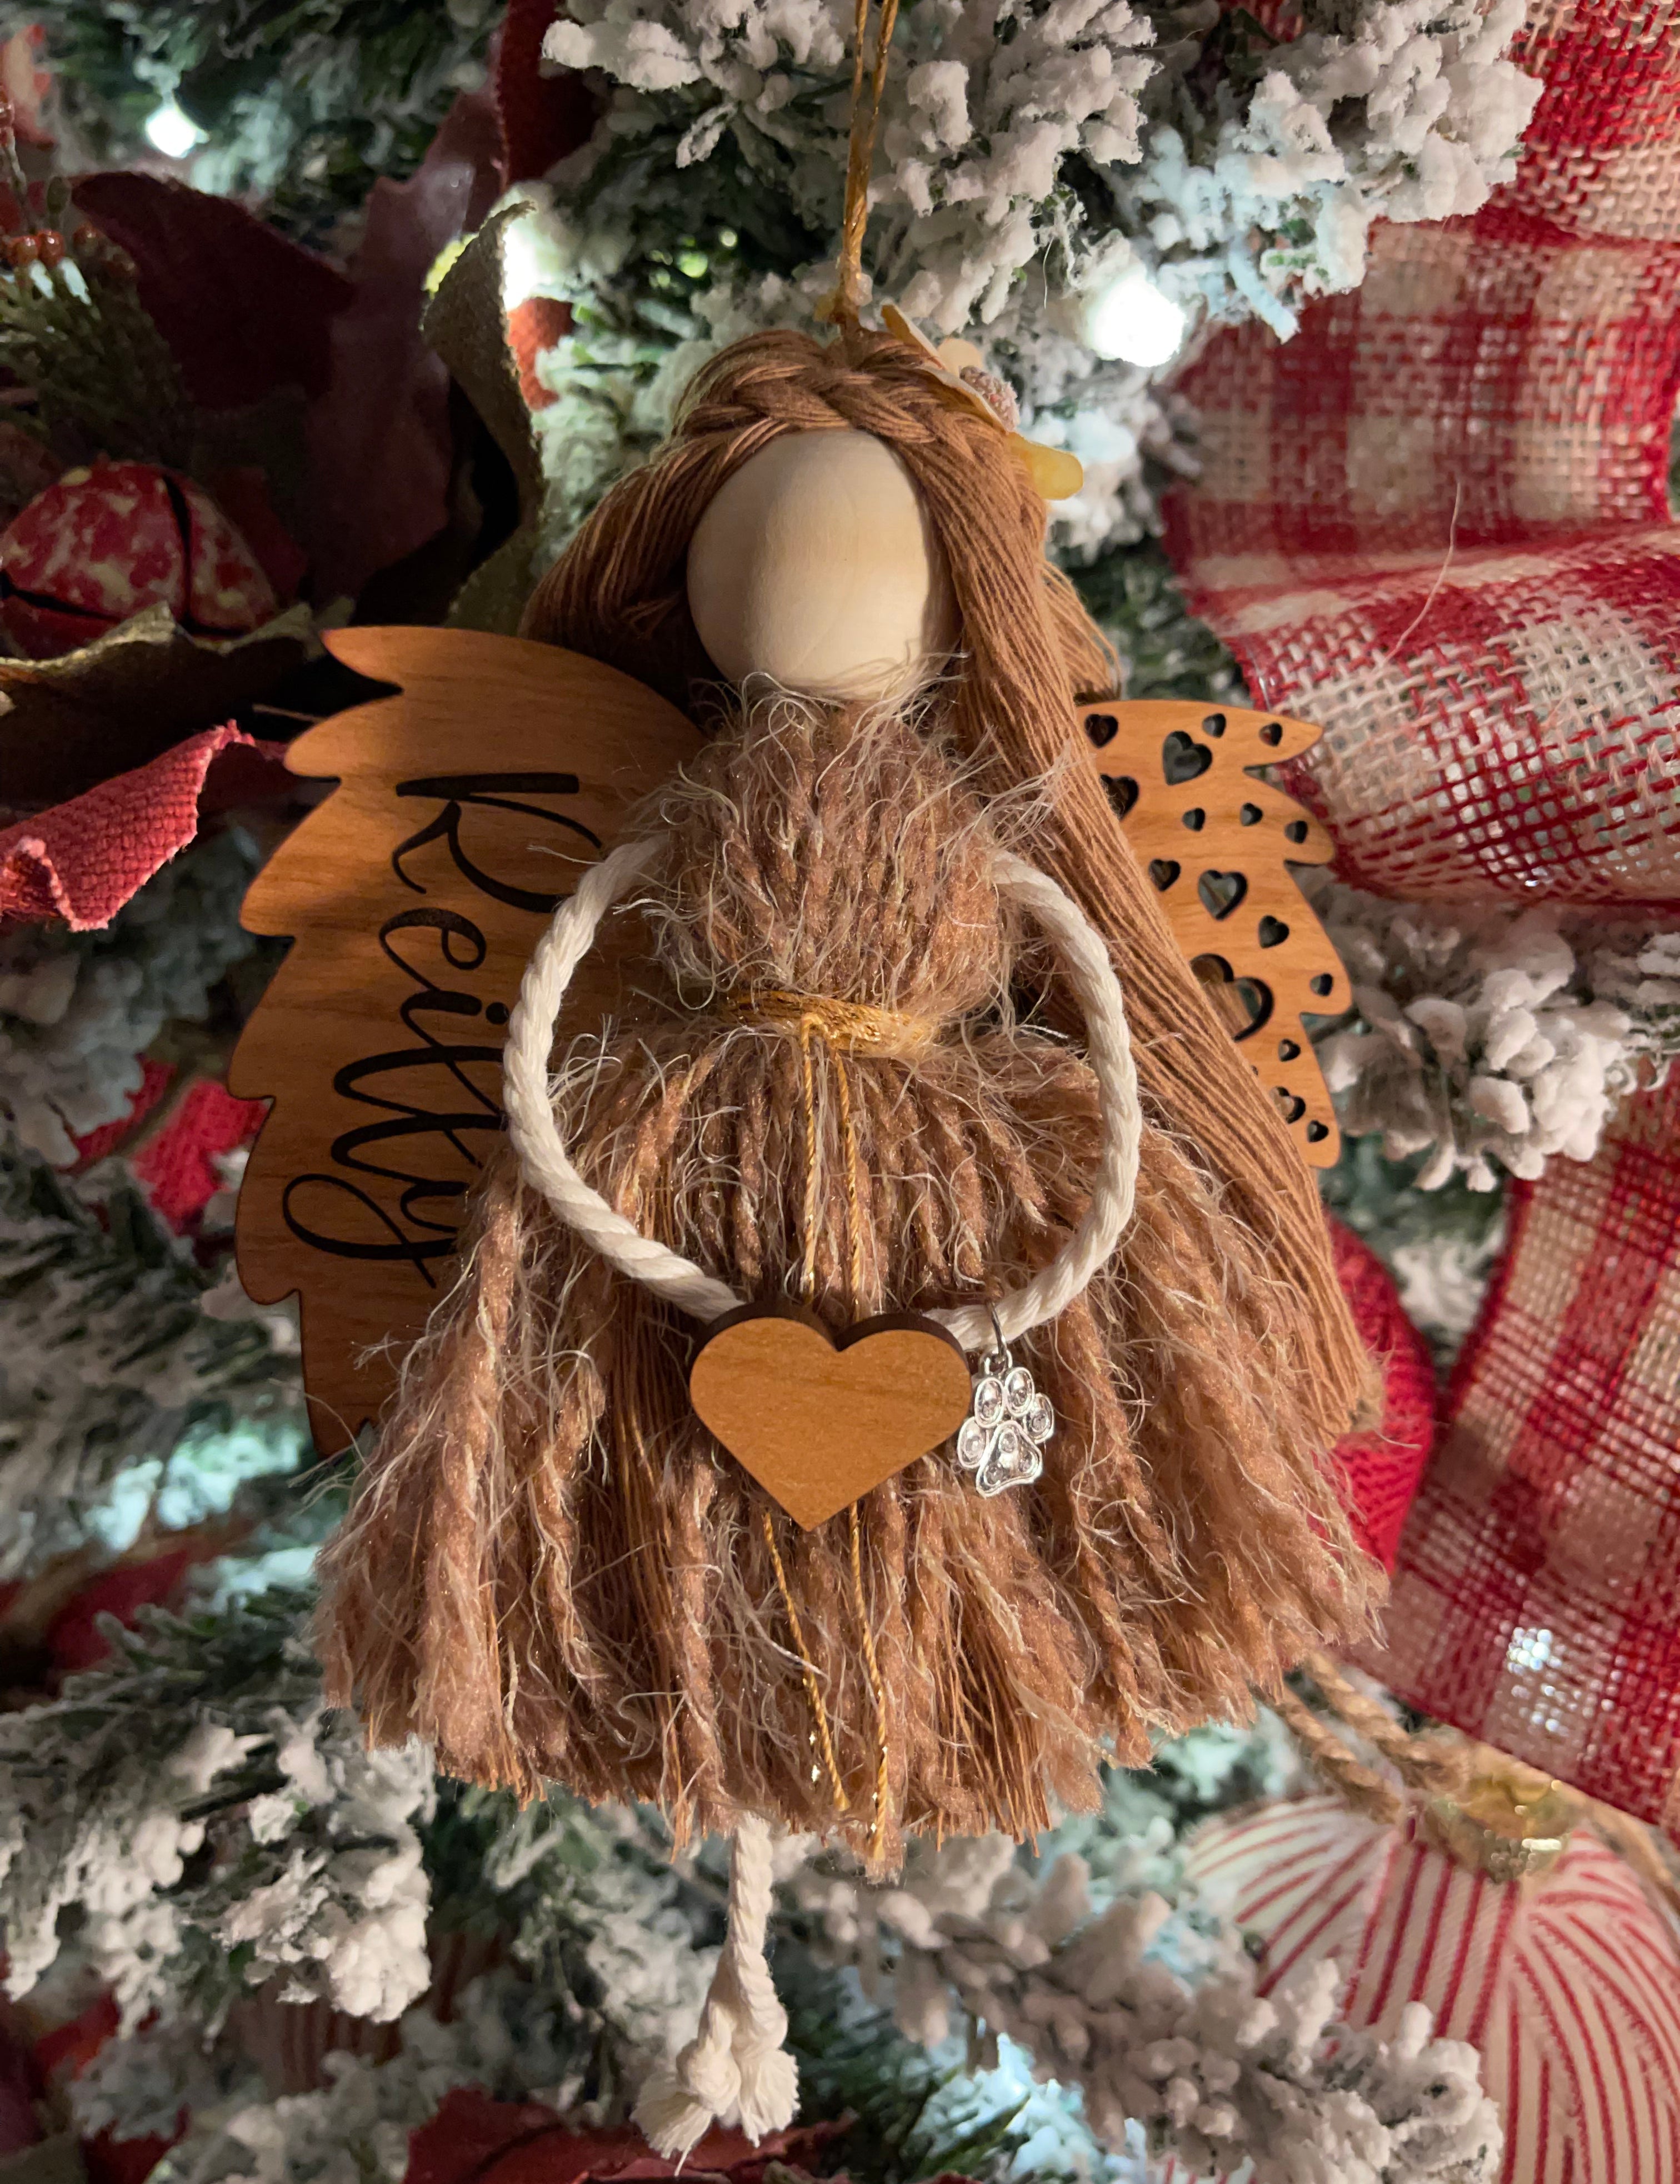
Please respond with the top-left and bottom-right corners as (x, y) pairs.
(956, 1346), (1053, 1497)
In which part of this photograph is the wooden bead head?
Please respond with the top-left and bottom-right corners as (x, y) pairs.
(685, 428), (958, 701)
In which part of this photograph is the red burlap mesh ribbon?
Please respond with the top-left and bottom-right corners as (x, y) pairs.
(1167, 4), (1680, 1827)
(1164, 0), (1680, 905)
(1328, 1218), (1437, 1573)
(1362, 1071), (1680, 1841)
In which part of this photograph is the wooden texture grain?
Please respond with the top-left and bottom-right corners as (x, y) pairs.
(688, 1302), (974, 1529)
(1086, 697), (1344, 1167)
(227, 626), (702, 1448)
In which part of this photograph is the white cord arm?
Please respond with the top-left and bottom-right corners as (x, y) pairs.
(503, 837), (742, 1325)
(501, 835), (1142, 1355)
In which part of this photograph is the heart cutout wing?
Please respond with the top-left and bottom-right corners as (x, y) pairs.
(1078, 697), (1346, 1168)
(689, 1303), (972, 1529)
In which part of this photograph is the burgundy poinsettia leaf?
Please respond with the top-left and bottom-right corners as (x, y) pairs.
(70, 174), (353, 412)
(0, 418), (64, 522)
(0, 2005), (40, 2156)
(406, 2091), (848, 2184)
(304, 82), (507, 604)
(494, 0), (599, 183)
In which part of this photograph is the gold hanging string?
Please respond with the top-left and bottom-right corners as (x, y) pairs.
(848, 1499), (891, 1863)
(797, 1016), (825, 1302)
(758, 1007), (861, 1819)
(819, 0), (903, 329)
(726, 984), (933, 1058)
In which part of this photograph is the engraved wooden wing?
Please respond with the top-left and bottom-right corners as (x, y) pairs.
(1079, 698), (1345, 1168)
(227, 626), (702, 1450)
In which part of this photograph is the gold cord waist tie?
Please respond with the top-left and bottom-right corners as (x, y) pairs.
(723, 985), (936, 1059)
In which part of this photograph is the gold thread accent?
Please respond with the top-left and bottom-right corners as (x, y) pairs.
(831, 1039), (866, 1303)
(760, 1505), (848, 1812)
(831, 1034), (890, 1864)
(797, 1016), (823, 1304)
(725, 985), (934, 1058)
(787, 1002), (892, 1857)
(849, 1498), (891, 1864)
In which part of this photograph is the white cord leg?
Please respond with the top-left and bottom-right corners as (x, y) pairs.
(633, 1814), (798, 2156)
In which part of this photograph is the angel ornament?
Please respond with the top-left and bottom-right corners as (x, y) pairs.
(235, 54), (1372, 2154)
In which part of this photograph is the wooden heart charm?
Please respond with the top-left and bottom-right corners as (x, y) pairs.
(689, 1302), (972, 1529)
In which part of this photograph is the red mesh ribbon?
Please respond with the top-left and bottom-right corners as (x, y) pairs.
(1328, 1218), (1438, 1573)
(1164, 0), (1680, 905)
(1362, 1072), (1680, 1839)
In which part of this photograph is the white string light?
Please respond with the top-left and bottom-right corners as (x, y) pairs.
(1084, 259), (1188, 369)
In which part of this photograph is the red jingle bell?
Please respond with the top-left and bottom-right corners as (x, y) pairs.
(0, 458), (277, 659)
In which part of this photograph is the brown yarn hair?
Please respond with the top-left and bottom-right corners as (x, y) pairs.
(318, 328), (1378, 1862)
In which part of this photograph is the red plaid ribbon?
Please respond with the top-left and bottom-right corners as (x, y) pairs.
(1363, 1071), (1680, 1838)
(1166, 0), (1680, 906)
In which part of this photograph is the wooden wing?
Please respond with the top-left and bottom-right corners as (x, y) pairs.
(227, 626), (702, 1450)
(1079, 698), (1345, 1168)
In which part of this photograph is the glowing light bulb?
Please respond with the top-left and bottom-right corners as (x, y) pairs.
(144, 99), (204, 161)
(1084, 262), (1188, 369)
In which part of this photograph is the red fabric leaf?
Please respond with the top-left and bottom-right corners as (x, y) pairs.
(303, 84), (506, 604)
(71, 1056), (175, 1170)
(1328, 1218), (1438, 1573)
(33, 1996), (118, 2083)
(0, 724), (279, 931)
(494, 0), (599, 183)
(131, 1077), (267, 1232)
(407, 2091), (846, 2184)
(508, 296), (573, 410)
(71, 175), (353, 412)
(44, 1548), (199, 1675)
(34, 1997), (184, 2179)
(81, 2130), (179, 2184)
